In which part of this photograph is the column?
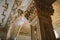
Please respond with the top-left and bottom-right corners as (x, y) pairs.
(31, 25), (35, 40)
(34, 0), (56, 40)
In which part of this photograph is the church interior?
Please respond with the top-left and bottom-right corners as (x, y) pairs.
(0, 0), (60, 40)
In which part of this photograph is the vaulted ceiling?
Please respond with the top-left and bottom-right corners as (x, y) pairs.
(0, 0), (60, 39)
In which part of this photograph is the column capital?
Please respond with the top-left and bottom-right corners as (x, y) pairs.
(34, 0), (56, 16)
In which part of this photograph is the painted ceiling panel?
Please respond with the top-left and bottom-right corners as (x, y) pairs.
(52, 0), (60, 28)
